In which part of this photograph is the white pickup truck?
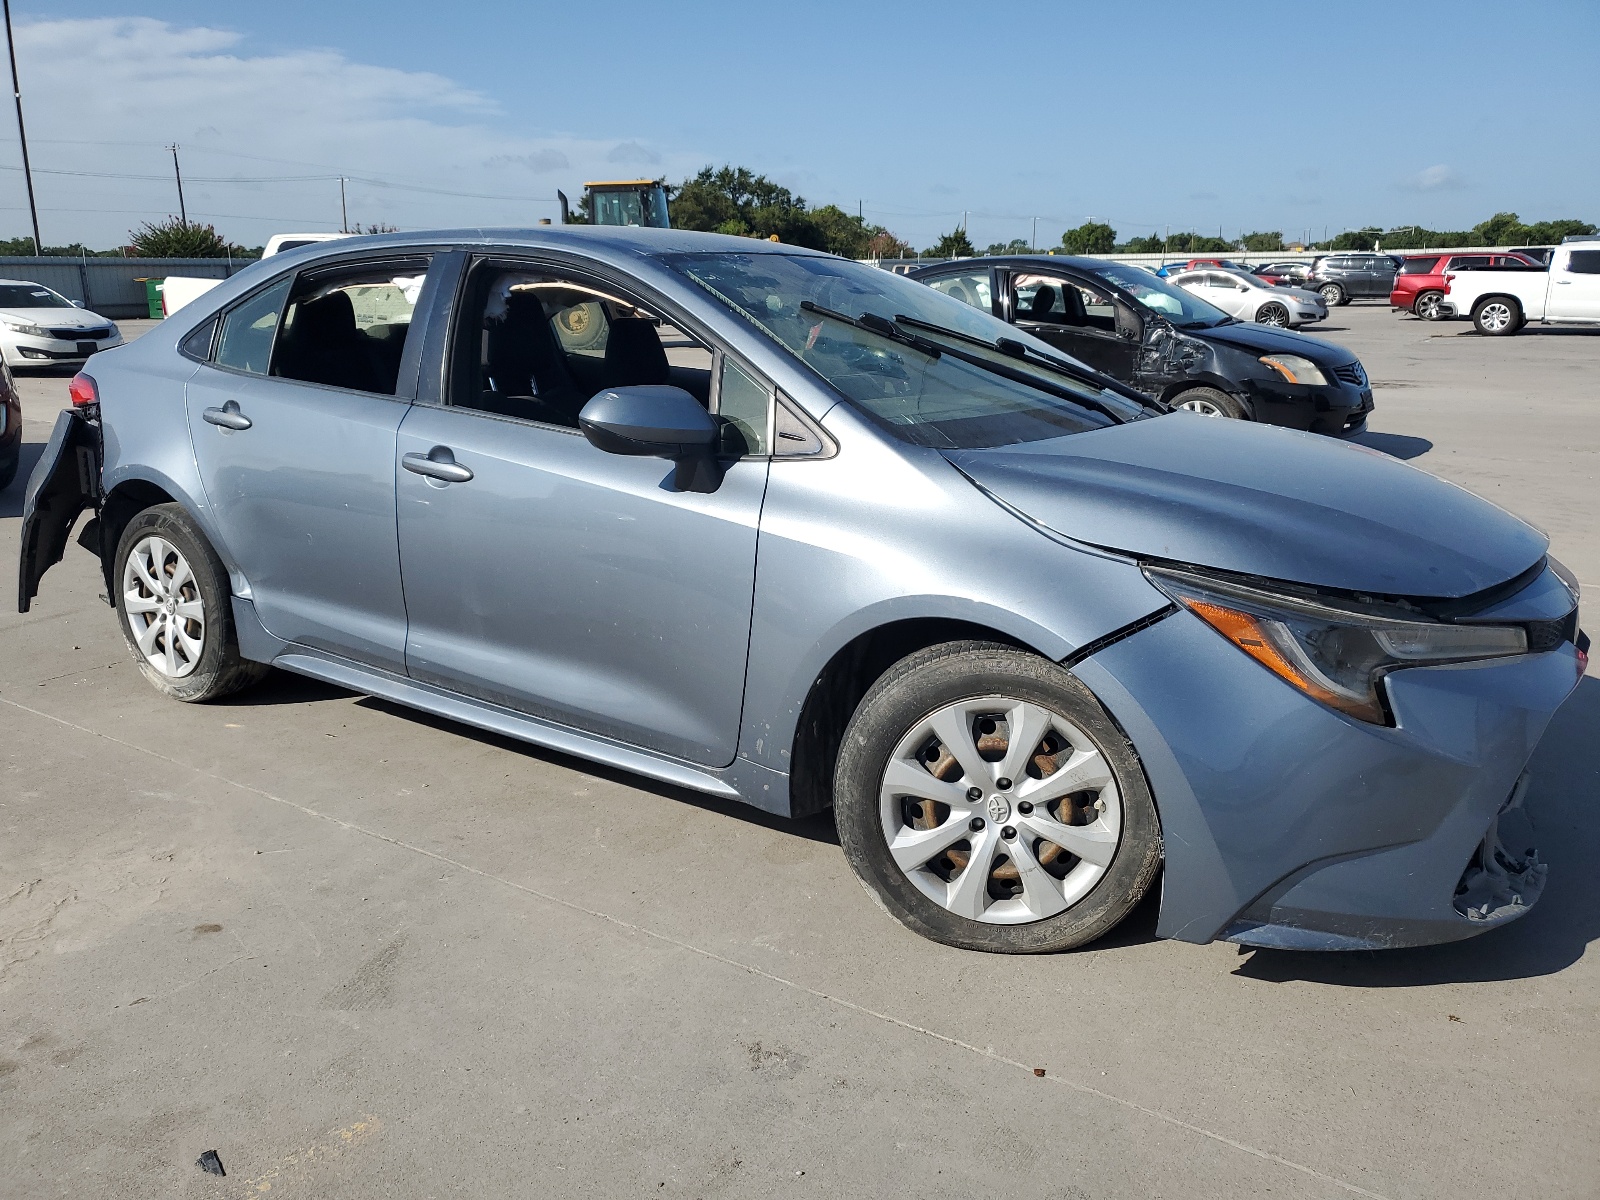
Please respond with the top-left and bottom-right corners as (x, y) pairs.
(158, 233), (352, 316)
(1440, 239), (1600, 334)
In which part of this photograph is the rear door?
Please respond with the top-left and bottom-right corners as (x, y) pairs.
(394, 255), (770, 767)
(183, 253), (438, 671)
(1551, 248), (1600, 319)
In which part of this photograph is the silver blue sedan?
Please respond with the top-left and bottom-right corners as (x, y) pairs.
(19, 228), (1586, 953)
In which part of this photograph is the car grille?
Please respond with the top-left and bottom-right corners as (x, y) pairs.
(1332, 362), (1366, 387)
(49, 326), (112, 340)
(1525, 608), (1580, 653)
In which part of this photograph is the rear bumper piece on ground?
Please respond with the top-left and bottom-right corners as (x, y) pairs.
(1073, 591), (1583, 950)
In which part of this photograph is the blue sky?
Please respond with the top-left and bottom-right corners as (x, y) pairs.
(7, 1), (1598, 249)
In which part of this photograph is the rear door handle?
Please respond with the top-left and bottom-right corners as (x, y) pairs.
(402, 448), (474, 484)
(202, 402), (251, 430)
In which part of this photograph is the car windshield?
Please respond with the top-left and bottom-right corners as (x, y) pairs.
(665, 252), (1122, 449)
(1077, 262), (1233, 328)
(0, 283), (73, 308)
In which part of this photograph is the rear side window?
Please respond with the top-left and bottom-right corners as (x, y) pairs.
(214, 277), (292, 375)
(1398, 257), (1442, 275)
(1567, 250), (1600, 274)
(926, 270), (992, 312)
(272, 256), (431, 395)
(1450, 256), (1491, 270)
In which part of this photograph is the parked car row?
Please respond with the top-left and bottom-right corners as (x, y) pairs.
(909, 256), (1368, 434)
(16, 226), (1587, 960)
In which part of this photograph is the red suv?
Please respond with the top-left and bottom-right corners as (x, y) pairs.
(1392, 252), (1537, 319)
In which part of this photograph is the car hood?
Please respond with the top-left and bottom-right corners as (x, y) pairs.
(946, 415), (1547, 599)
(1274, 287), (1326, 305)
(0, 307), (108, 326)
(1186, 318), (1354, 363)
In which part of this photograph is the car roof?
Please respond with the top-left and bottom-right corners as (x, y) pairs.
(907, 254), (1112, 276)
(278, 225), (832, 261)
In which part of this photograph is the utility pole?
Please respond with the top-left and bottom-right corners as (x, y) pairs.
(339, 177), (349, 233)
(1032, 216), (1038, 253)
(167, 143), (187, 225)
(857, 199), (862, 221)
(3, 0), (41, 254)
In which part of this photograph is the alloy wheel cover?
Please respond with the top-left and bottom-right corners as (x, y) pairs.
(878, 696), (1122, 924)
(122, 535), (206, 678)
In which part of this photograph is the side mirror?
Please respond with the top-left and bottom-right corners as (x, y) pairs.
(579, 385), (723, 492)
(72, 299), (86, 308)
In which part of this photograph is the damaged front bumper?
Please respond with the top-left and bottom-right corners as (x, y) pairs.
(1072, 586), (1584, 952)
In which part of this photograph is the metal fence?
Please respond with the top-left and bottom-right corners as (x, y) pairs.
(0, 257), (253, 318)
(863, 246), (1519, 273)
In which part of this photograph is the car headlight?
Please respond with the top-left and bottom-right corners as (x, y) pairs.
(4, 321), (48, 338)
(1258, 354), (1328, 386)
(1146, 567), (1528, 724)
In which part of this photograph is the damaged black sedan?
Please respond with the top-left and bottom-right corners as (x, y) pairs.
(909, 255), (1373, 436)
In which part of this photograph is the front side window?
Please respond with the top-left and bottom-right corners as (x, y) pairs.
(665, 252), (1123, 450)
(214, 276), (293, 375)
(1078, 261), (1232, 328)
(449, 260), (713, 429)
(272, 256), (431, 395)
(1566, 250), (1600, 274)
(926, 270), (992, 313)
(715, 357), (771, 456)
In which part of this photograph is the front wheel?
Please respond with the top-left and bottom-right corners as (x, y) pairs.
(1413, 290), (1444, 320)
(835, 642), (1162, 953)
(1172, 387), (1247, 419)
(114, 503), (269, 702)
(1318, 283), (1346, 306)
(1256, 302), (1290, 327)
(1472, 297), (1521, 336)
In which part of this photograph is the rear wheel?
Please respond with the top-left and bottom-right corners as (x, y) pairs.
(1172, 387), (1247, 419)
(1413, 290), (1444, 320)
(114, 504), (268, 702)
(1256, 302), (1290, 327)
(1318, 283), (1346, 306)
(1472, 297), (1521, 336)
(835, 642), (1162, 953)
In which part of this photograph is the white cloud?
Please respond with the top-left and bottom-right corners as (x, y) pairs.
(0, 18), (694, 246)
(1401, 164), (1465, 192)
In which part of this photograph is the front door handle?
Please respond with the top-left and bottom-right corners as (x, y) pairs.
(402, 448), (474, 484)
(202, 402), (252, 430)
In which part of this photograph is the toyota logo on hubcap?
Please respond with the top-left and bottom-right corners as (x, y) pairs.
(986, 794), (1010, 823)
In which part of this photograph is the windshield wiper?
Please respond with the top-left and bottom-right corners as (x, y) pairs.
(888, 313), (1166, 414)
(799, 300), (943, 358)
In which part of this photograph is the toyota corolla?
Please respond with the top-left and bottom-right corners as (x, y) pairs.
(18, 228), (1586, 953)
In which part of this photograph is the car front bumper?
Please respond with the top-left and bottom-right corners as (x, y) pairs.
(4, 330), (124, 364)
(1243, 376), (1372, 435)
(1074, 588), (1584, 950)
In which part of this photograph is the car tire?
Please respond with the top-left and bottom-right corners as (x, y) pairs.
(835, 641), (1162, 953)
(1472, 297), (1521, 336)
(1318, 283), (1346, 306)
(1172, 387), (1247, 419)
(1413, 291), (1444, 320)
(113, 503), (269, 702)
(1256, 302), (1290, 327)
(0, 447), (17, 492)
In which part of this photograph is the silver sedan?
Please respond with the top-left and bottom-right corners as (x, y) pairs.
(1168, 268), (1326, 327)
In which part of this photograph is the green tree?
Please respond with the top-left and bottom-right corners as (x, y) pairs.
(1115, 234), (1165, 253)
(1526, 218), (1595, 244)
(1241, 231), (1283, 252)
(1059, 221), (1116, 255)
(671, 165), (825, 248)
(867, 230), (913, 259)
(926, 228), (975, 257)
(1470, 212), (1531, 247)
(128, 217), (242, 258)
(984, 237), (1032, 255)
(807, 204), (881, 259)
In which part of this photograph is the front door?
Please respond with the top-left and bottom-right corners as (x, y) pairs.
(394, 258), (770, 767)
(183, 254), (435, 671)
(1007, 271), (1139, 383)
(1553, 248), (1600, 319)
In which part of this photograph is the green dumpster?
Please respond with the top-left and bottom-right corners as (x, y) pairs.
(136, 278), (164, 319)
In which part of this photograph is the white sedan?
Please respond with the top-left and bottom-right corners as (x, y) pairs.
(0, 279), (124, 368)
(1167, 268), (1326, 327)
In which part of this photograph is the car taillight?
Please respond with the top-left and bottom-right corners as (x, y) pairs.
(68, 373), (99, 407)
(1443, 273), (1454, 293)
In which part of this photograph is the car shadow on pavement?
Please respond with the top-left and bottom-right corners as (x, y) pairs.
(1351, 432), (1433, 460)
(1, 441), (46, 518)
(1232, 674), (1600, 986)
